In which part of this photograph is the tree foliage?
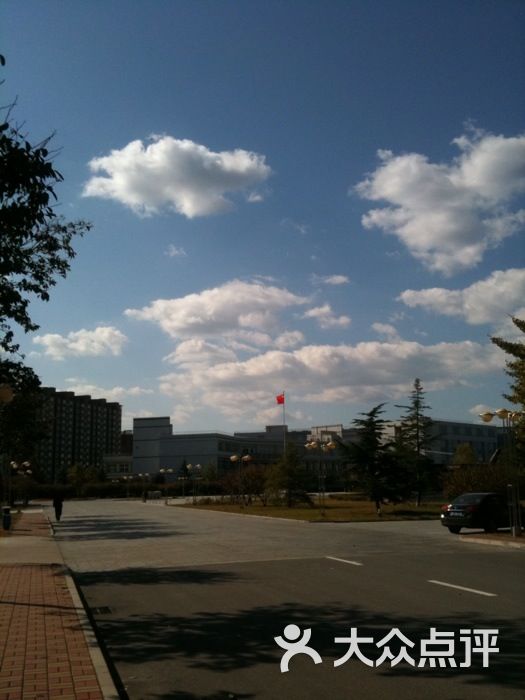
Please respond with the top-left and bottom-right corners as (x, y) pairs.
(395, 378), (435, 504)
(491, 316), (525, 461)
(443, 463), (523, 500)
(451, 442), (478, 466)
(0, 78), (91, 388)
(339, 403), (411, 511)
(266, 443), (312, 507)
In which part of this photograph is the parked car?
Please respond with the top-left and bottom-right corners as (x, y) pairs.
(440, 492), (509, 534)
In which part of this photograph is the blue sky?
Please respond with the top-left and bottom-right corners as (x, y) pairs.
(4, 0), (525, 430)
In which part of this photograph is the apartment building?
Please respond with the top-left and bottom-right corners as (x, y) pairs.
(34, 388), (122, 482)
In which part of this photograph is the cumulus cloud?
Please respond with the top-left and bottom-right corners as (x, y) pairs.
(163, 339), (237, 367)
(275, 331), (305, 349)
(157, 338), (503, 423)
(33, 326), (127, 361)
(398, 268), (525, 324)
(83, 135), (272, 218)
(302, 304), (351, 329)
(355, 130), (525, 275)
(372, 323), (401, 342)
(125, 279), (309, 339)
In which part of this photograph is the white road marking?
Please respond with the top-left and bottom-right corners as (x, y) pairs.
(326, 556), (364, 567)
(428, 579), (497, 597)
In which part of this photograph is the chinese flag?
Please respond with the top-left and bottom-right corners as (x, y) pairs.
(276, 393), (285, 405)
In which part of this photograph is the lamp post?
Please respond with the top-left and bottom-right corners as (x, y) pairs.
(122, 475), (132, 498)
(160, 468), (174, 504)
(479, 408), (523, 459)
(10, 461), (33, 507)
(187, 464), (202, 504)
(0, 384), (14, 512)
(138, 473), (150, 501)
(229, 454), (252, 507)
(479, 408), (523, 537)
(304, 439), (337, 516)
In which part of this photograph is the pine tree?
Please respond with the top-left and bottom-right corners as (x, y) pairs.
(491, 316), (525, 462)
(340, 403), (406, 513)
(396, 378), (434, 506)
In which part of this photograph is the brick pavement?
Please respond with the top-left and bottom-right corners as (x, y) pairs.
(0, 511), (115, 700)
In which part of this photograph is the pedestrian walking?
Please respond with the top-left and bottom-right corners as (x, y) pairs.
(53, 494), (64, 521)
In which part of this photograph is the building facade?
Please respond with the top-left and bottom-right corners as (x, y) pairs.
(132, 418), (309, 475)
(131, 416), (504, 479)
(34, 388), (122, 482)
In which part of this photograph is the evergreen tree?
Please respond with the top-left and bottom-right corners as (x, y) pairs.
(339, 403), (408, 512)
(396, 378), (434, 505)
(491, 316), (525, 463)
(267, 443), (311, 507)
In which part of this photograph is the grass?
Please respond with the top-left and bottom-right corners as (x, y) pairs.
(178, 497), (444, 522)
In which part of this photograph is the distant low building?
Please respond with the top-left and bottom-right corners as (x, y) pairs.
(131, 416), (504, 480)
(384, 419), (503, 465)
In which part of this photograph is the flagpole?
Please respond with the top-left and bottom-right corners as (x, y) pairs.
(282, 391), (286, 456)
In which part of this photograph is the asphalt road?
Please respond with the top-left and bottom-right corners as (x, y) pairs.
(55, 500), (525, 700)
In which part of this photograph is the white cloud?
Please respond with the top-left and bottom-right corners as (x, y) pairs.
(164, 339), (237, 367)
(312, 274), (350, 286)
(33, 326), (127, 360)
(372, 323), (401, 342)
(355, 130), (525, 275)
(275, 331), (305, 349)
(398, 268), (525, 324)
(302, 304), (351, 329)
(83, 135), (271, 218)
(125, 279), (309, 339)
(64, 380), (153, 402)
(165, 244), (187, 258)
(156, 338), (503, 424)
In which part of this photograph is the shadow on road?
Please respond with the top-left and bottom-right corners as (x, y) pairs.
(77, 567), (239, 586)
(82, 598), (524, 692)
(55, 516), (184, 541)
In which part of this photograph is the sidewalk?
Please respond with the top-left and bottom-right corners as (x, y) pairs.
(0, 509), (119, 700)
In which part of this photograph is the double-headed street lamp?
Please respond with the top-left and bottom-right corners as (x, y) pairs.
(304, 439), (337, 516)
(230, 453), (252, 507)
(479, 408), (523, 460)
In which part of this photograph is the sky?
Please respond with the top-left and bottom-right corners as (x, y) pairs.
(3, 0), (525, 431)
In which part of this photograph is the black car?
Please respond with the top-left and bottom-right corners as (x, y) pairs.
(440, 492), (509, 534)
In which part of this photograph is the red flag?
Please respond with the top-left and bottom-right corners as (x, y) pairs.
(276, 393), (285, 405)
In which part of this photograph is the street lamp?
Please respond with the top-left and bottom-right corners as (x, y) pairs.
(187, 464), (202, 504)
(10, 461), (32, 507)
(138, 473), (150, 501)
(304, 439), (337, 516)
(479, 408), (523, 457)
(479, 408), (523, 538)
(230, 454), (252, 507)
(160, 468), (174, 503)
(0, 384), (14, 514)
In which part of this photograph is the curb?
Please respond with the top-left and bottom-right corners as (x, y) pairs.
(459, 535), (525, 549)
(64, 572), (121, 700)
(47, 513), (122, 699)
